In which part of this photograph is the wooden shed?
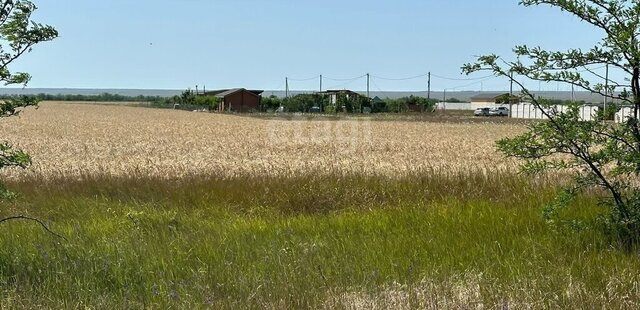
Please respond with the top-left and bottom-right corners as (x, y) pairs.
(317, 89), (362, 104)
(470, 93), (520, 105)
(204, 88), (264, 112)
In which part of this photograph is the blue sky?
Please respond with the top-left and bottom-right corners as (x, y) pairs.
(12, 0), (605, 91)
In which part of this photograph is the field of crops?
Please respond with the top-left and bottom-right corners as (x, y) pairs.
(4, 102), (640, 308)
(0, 102), (525, 179)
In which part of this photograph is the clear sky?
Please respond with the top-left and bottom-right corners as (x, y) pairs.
(12, 0), (605, 92)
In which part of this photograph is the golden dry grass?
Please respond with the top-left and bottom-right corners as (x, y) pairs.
(0, 102), (526, 179)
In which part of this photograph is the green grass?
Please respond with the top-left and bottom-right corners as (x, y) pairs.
(0, 172), (639, 308)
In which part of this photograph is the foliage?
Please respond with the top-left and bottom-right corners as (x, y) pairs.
(463, 0), (640, 249)
(0, 0), (57, 199)
(139, 89), (220, 111)
(261, 95), (283, 111)
(5, 172), (639, 308)
(598, 101), (618, 120)
(384, 97), (407, 112)
(337, 94), (353, 113)
(283, 93), (322, 112)
(495, 94), (521, 104)
(239, 93), (436, 114)
(383, 95), (437, 112)
(24, 92), (167, 103)
(445, 97), (464, 103)
(193, 95), (219, 110)
(371, 97), (387, 113)
(178, 89), (195, 105)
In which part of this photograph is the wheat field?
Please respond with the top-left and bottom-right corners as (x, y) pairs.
(0, 102), (525, 179)
(4, 102), (639, 309)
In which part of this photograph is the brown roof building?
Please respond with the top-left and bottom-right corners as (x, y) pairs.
(203, 88), (264, 112)
(470, 93), (520, 105)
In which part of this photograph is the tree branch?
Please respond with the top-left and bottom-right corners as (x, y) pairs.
(0, 215), (67, 241)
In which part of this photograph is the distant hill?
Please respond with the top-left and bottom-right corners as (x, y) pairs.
(0, 88), (184, 97)
(0, 88), (610, 103)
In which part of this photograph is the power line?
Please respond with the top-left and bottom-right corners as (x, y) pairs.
(431, 73), (494, 81)
(446, 75), (497, 90)
(287, 75), (320, 81)
(369, 78), (391, 99)
(323, 77), (364, 90)
(371, 73), (429, 81)
(323, 74), (367, 81)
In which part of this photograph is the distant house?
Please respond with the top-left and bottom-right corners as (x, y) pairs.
(316, 90), (363, 105)
(203, 88), (264, 112)
(470, 93), (519, 105)
(315, 89), (371, 112)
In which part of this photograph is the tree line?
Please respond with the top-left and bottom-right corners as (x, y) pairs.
(262, 94), (438, 113)
(9, 90), (441, 113)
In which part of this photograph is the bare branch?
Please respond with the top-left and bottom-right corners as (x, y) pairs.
(0, 215), (67, 241)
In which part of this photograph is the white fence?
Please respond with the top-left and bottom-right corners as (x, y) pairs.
(435, 102), (474, 110)
(436, 101), (602, 121)
(511, 103), (599, 121)
(436, 102), (508, 110)
(615, 107), (638, 123)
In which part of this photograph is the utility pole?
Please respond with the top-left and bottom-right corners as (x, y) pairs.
(604, 63), (609, 113)
(509, 71), (514, 118)
(320, 74), (323, 92)
(427, 72), (431, 100)
(195, 85), (198, 95)
(366, 73), (370, 98)
(443, 89), (447, 110)
(285, 77), (289, 98)
(571, 84), (575, 102)
(509, 72), (513, 97)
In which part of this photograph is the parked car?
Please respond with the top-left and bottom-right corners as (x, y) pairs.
(488, 107), (509, 116)
(474, 107), (490, 116)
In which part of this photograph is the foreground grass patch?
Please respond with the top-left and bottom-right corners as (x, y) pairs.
(0, 173), (638, 308)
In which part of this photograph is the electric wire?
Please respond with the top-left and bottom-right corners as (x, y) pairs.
(369, 78), (391, 99)
(431, 73), (495, 81)
(324, 78), (363, 90)
(287, 75), (320, 81)
(370, 73), (429, 81)
(446, 75), (497, 90)
(323, 74), (367, 81)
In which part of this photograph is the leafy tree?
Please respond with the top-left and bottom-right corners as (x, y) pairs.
(283, 94), (322, 112)
(371, 97), (387, 113)
(463, 0), (640, 248)
(179, 89), (196, 105)
(384, 98), (407, 113)
(444, 97), (464, 103)
(261, 95), (283, 111)
(381, 96), (436, 113)
(337, 95), (353, 113)
(194, 95), (219, 110)
(1, 0), (57, 200)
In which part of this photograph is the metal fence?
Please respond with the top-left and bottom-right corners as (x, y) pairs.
(511, 103), (599, 121)
(615, 107), (638, 123)
(435, 102), (475, 110)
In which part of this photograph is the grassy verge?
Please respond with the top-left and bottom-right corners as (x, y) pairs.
(0, 172), (638, 308)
